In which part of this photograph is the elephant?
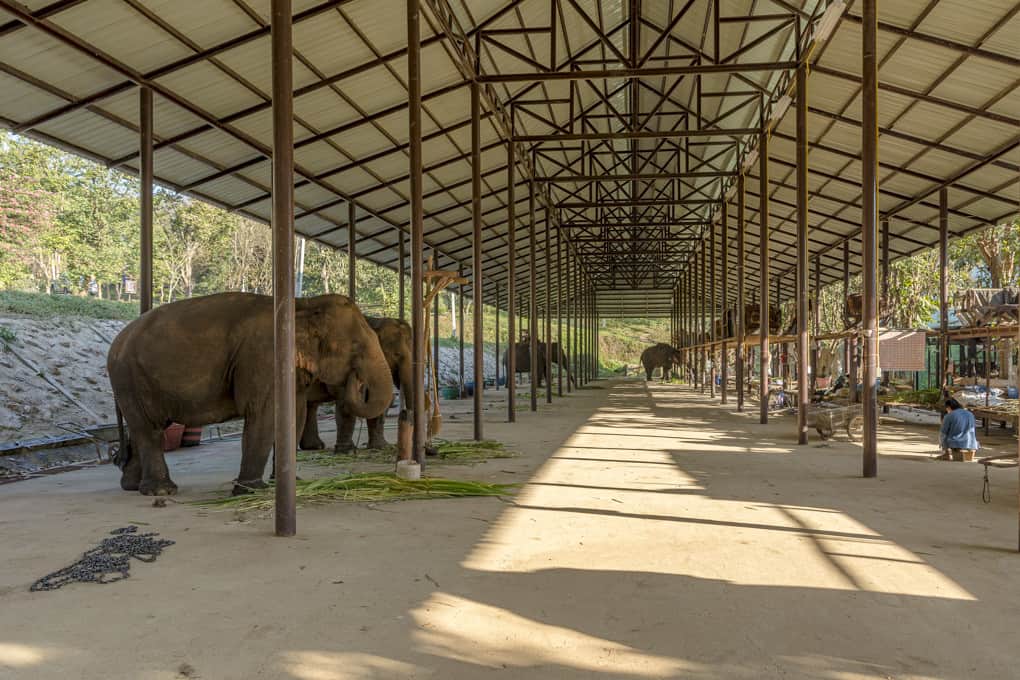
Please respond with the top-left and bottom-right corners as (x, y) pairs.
(502, 336), (574, 388)
(641, 343), (683, 381)
(299, 316), (412, 454)
(108, 292), (393, 496)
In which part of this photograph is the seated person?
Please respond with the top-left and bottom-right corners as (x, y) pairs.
(938, 398), (980, 461)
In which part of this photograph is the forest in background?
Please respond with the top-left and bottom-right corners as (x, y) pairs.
(1, 129), (1017, 364)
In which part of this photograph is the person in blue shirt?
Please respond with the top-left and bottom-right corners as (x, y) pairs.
(937, 398), (979, 461)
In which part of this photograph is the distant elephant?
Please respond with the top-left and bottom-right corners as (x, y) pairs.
(641, 343), (682, 381)
(108, 293), (393, 496)
(502, 339), (574, 388)
(300, 316), (412, 453)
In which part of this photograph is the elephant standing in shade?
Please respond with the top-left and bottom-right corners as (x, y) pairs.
(641, 343), (683, 381)
(502, 336), (574, 388)
(300, 317), (412, 453)
(108, 293), (393, 496)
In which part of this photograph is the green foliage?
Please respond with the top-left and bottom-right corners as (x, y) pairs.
(0, 325), (17, 343)
(0, 290), (138, 320)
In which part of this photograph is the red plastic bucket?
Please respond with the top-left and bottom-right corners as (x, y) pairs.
(180, 426), (202, 447)
(162, 423), (185, 452)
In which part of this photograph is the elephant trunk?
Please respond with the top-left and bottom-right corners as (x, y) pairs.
(344, 345), (394, 419)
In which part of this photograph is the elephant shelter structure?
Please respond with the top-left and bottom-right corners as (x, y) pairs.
(1, 0), (1018, 548)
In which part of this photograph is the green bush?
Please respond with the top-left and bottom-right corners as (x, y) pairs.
(0, 291), (138, 320)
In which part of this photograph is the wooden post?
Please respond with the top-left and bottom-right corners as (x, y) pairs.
(529, 181), (538, 411)
(407, 0), (426, 465)
(721, 199), (729, 404)
(470, 81), (483, 439)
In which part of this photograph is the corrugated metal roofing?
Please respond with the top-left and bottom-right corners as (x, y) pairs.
(0, 0), (1016, 318)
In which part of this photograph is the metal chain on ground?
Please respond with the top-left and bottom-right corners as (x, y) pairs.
(30, 526), (175, 592)
(982, 465), (992, 504)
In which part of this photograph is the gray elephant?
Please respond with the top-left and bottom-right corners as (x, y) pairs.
(502, 336), (574, 388)
(641, 343), (682, 381)
(108, 293), (393, 496)
(300, 316), (412, 454)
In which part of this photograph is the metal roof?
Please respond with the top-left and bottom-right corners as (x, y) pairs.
(0, 0), (1017, 318)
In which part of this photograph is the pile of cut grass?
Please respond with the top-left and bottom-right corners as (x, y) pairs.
(195, 472), (516, 511)
(296, 438), (516, 467)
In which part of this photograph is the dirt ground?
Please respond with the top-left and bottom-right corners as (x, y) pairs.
(2, 378), (1019, 680)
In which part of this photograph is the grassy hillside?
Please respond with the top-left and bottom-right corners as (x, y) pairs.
(0, 291), (138, 320)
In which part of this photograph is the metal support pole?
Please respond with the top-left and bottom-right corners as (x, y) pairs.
(939, 188), (949, 395)
(566, 247), (572, 393)
(433, 250), (440, 384)
(710, 219), (717, 398)
(796, 60), (810, 445)
(139, 87), (153, 314)
(529, 181), (538, 411)
(398, 230), (406, 321)
(457, 266), (464, 395)
(845, 239), (857, 403)
(545, 210), (553, 404)
(348, 201), (356, 299)
(861, 0), (879, 477)
(721, 199), (729, 404)
(759, 131), (771, 425)
(407, 0), (426, 466)
(812, 255), (820, 394)
(557, 227), (563, 397)
(271, 0), (296, 537)
(738, 173), (746, 411)
(491, 279), (495, 391)
(700, 243), (707, 393)
(471, 81), (484, 440)
(507, 144), (517, 422)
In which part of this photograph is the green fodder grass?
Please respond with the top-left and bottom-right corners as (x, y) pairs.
(881, 388), (942, 407)
(0, 291), (138, 320)
(195, 472), (517, 511)
(297, 439), (516, 467)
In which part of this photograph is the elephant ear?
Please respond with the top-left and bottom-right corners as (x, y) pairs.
(295, 306), (326, 376)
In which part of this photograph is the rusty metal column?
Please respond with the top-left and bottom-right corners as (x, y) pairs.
(495, 281), (500, 391)
(529, 181), (538, 411)
(861, 0), (879, 477)
(736, 174), (746, 411)
(710, 220), (717, 398)
(457, 265), (464, 395)
(881, 218), (890, 397)
(470, 80), (484, 439)
(759, 131), (771, 425)
(700, 240), (707, 393)
(812, 255), (820, 394)
(506, 144), (516, 422)
(721, 199), (729, 404)
(544, 210), (552, 404)
(844, 239), (852, 399)
(491, 281), (495, 391)
(271, 0), (296, 537)
(796, 60), (810, 445)
(407, 0), (426, 465)
(556, 227), (563, 397)
(939, 188), (949, 393)
(139, 87), (153, 314)
(398, 229), (406, 321)
(348, 202), (357, 299)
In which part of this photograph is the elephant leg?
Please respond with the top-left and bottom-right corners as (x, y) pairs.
(366, 415), (388, 450)
(334, 406), (357, 453)
(119, 438), (142, 491)
(234, 414), (274, 495)
(137, 426), (177, 497)
(299, 401), (325, 450)
(645, 367), (652, 380)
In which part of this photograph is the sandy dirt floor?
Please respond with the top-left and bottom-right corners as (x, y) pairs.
(2, 378), (1019, 680)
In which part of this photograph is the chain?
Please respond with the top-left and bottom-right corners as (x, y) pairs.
(30, 526), (175, 592)
(982, 465), (992, 504)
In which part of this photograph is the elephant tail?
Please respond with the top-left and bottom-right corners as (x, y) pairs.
(113, 399), (132, 469)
